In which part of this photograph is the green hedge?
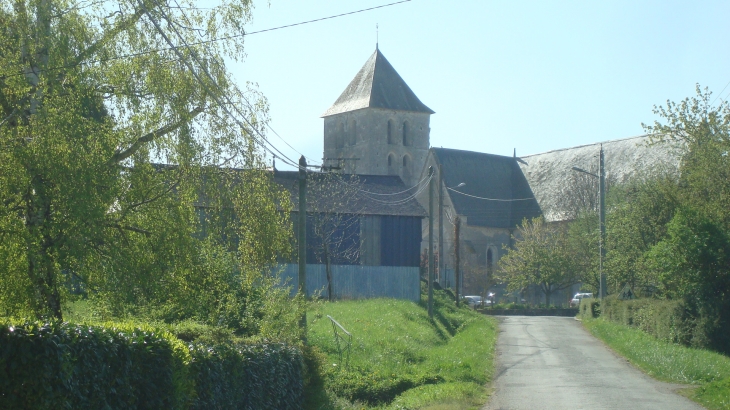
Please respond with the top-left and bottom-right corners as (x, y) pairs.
(579, 298), (601, 319)
(583, 297), (715, 350)
(0, 320), (303, 409)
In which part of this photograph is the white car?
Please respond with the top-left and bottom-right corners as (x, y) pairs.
(570, 293), (593, 308)
(464, 295), (491, 308)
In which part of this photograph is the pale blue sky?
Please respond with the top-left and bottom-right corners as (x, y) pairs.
(229, 0), (730, 170)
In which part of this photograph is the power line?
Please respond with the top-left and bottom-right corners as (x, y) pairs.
(2, 0), (412, 79)
(446, 186), (536, 202)
(140, 0), (302, 171)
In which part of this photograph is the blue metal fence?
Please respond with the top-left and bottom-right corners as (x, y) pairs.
(277, 264), (420, 302)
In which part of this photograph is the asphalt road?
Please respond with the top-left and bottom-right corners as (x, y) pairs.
(483, 316), (703, 410)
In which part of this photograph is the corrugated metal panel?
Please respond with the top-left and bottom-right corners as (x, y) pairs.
(359, 215), (381, 266)
(380, 215), (422, 266)
(277, 264), (420, 302)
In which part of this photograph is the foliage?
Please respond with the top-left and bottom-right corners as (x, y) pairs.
(498, 217), (580, 305)
(604, 176), (678, 293)
(692, 377), (730, 410)
(305, 295), (497, 409)
(598, 297), (704, 347)
(579, 297), (601, 319)
(583, 318), (730, 386)
(0, 0), (294, 324)
(188, 342), (303, 410)
(0, 320), (190, 409)
(0, 319), (304, 409)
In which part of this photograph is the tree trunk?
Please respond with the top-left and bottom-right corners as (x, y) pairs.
(324, 245), (333, 302)
(25, 179), (62, 319)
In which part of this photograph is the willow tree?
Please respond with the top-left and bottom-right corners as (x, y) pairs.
(0, 0), (291, 323)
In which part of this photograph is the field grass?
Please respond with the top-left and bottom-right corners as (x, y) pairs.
(584, 318), (730, 409)
(306, 292), (497, 409)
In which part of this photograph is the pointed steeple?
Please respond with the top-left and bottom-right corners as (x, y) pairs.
(322, 48), (434, 117)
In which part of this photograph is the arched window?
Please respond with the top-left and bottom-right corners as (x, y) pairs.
(387, 153), (396, 175)
(402, 121), (410, 146)
(387, 120), (395, 144)
(402, 154), (412, 179)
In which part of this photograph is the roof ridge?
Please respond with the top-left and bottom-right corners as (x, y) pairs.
(521, 134), (652, 158)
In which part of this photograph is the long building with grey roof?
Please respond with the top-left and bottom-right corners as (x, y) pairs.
(318, 48), (685, 297)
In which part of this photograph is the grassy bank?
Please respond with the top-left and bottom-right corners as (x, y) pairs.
(584, 318), (730, 409)
(306, 294), (497, 409)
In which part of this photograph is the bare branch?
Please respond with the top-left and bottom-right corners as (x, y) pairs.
(108, 106), (203, 164)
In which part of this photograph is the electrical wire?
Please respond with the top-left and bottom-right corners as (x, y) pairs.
(172, 0), (321, 167)
(446, 186), (536, 202)
(145, 0), (305, 171)
(2, 0), (412, 79)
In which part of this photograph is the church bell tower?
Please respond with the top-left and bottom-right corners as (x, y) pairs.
(321, 48), (434, 187)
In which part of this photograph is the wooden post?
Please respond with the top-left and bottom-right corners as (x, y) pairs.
(428, 166), (434, 319)
(455, 215), (461, 307)
(298, 156), (307, 330)
(438, 164), (444, 285)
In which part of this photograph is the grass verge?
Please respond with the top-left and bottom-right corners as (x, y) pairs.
(305, 292), (497, 409)
(584, 318), (730, 409)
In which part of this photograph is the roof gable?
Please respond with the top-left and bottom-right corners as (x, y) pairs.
(322, 48), (434, 117)
(433, 148), (542, 228)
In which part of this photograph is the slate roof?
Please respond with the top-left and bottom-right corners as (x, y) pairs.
(433, 148), (542, 228)
(519, 135), (684, 221)
(321, 48), (434, 117)
(274, 171), (426, 217)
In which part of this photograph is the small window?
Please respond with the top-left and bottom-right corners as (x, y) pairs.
(402, 121), (410, 146)
(387, 153), (396, 175)
(402, 155), (409, 167)
(387, 120), (395, 144)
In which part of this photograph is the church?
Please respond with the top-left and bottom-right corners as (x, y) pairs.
(318, 47), (682, 299)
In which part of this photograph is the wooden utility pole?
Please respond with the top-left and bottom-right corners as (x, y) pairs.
(599, 145), (606, 300)
(428, 166), (434, 319)
(298, 155), (307, 329)
(438, 164), (444, 286)
(454, 215), (461, 307)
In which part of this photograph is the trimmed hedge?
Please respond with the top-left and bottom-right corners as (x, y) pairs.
(580, 297), (716, 351)
(579, 298), (601, 319)
(0, 320), (303, 409)
(600, 297), (709, 348)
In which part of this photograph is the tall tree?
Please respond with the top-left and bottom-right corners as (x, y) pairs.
(0, 0), (291, 321)
(498, 217), (580, 305)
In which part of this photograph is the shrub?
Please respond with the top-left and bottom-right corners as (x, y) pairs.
(0, 320), (189, 409)
(188, 342), (303, 409)
(579, 298), (600, 319)
(599, 297), (716, 350)
(0, 320), (304, 409)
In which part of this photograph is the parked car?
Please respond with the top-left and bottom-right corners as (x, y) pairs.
(570, 292), (593, 308)
(463, 295), (492, 308)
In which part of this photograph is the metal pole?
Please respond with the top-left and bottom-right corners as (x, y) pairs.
(454, 215), (461, 307)
(599, 145), (606, 299)
(298, 156), (308, 329)
(438, 164), (444, 286)
(428, 166), (434, 319)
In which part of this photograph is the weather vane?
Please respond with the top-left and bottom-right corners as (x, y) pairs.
(376, 23), (379, 49)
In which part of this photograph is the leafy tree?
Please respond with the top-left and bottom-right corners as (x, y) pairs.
(0, 0), (293, 325)
(498, 217), (580, 305)
(603, 176), (678, 293)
